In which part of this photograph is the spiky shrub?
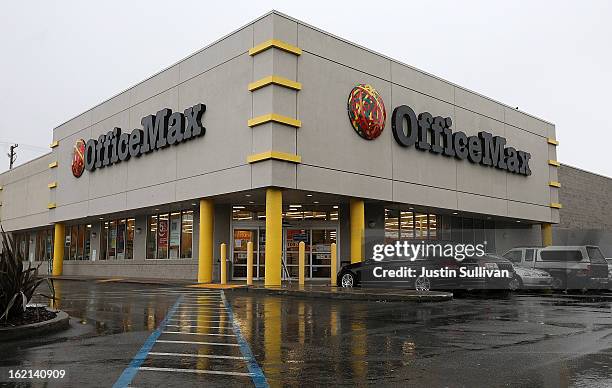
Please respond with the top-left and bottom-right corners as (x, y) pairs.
(0, 229), (53, 321)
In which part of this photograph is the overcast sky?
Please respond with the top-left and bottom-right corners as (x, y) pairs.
(0, 0), (609, 177)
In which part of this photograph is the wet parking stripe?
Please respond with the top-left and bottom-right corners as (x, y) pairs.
(113, 290), (268, 388)
(139, 366), (253, 377)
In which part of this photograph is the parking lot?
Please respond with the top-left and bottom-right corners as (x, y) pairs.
(2, 280), (612, 387)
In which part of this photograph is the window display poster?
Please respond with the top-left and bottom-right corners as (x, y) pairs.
(170, 218), (181, 246)
(158, 219), (168, 247)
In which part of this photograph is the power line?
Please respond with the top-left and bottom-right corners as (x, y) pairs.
(0, 141), (48, 152)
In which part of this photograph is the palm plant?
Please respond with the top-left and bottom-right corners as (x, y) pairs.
(0, 228), (54, 322)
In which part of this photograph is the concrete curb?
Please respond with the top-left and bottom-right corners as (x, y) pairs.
(226, 286), (453, 303)
(0, 309), (70, 342)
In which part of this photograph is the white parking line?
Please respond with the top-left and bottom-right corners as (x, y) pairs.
(139, 366), (252, 377)
(166, 324), (234, 329)
(156, 340), (240, 347)
(162, 331), (237, 337)
(149, 352), (247, 360)
(166, 319), (228, 324)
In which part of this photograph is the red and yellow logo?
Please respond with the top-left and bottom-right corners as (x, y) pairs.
(71, 139), (85, 178)
(347, 84), (386, 140)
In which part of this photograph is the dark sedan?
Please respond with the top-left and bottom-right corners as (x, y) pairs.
(337, 254), (515, 291)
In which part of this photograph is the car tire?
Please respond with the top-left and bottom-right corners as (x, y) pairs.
(509, 276), (523, 291)
(415, 276), (431, 292)
(340, 272), (357, 288)
(552, 276), (566, 290)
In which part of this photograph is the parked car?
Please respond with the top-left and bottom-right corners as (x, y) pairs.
(503, 246), (609, 290)
(487, 253), (552, 290)
(337, 254), (515, 291)
(509, 266), (553, 290)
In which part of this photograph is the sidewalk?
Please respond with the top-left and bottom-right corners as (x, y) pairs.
(48, 275), (453, 302)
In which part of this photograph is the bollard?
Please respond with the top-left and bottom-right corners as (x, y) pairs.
(247, 241), (253, 286)
(220, 243), (227, 285)
(330, 242), (337, 286)
(299, 241), (305, 286)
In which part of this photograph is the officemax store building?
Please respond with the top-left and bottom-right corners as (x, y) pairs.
(0, 11), (565, 285)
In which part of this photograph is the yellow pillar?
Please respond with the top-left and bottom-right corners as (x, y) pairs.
(246, 241), (254, 286)
(330, 242), (337, 286)
(265, 188), (282, 287)
(350, 199), (364, 264)
(198, 199), (214, 283)
(542, 223), (553, 247)
(298, 241), (305, 286)
(52, 223), (64, 276)
(220, 243), (227, 285)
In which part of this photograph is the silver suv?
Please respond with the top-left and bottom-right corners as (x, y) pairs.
(503, 246), (609, 290)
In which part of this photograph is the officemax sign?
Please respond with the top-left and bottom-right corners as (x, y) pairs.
(391, 105), (531, 176)
(71, 104), (206, 177)
(346, 84), (531, 176)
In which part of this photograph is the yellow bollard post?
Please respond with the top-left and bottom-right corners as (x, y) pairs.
(330, 242), (337, 286)
(298, 241), (305, 286)
(220, 243), (227, 285)
(350, 199), (364, 264)
(247, 241), (254, 286)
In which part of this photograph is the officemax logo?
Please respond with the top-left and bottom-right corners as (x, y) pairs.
(347, 84), (386, 140)
(391, 105), (532, 176)
(72, 103), (206, 177)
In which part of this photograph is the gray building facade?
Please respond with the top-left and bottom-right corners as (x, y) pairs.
(0, 11), (565, 282)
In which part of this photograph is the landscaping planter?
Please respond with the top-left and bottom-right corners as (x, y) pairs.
(0, 308), (69, 342)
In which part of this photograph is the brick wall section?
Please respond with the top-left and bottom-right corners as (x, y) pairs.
(558, 164), (612, 231)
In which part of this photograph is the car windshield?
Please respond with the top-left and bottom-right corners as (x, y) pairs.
(587, 247), (607, 264)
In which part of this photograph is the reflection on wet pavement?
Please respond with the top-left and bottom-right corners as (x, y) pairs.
(1, 280), (612, 387)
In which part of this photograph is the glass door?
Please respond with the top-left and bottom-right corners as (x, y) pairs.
(283, 229), (310, 280)
(232, 229), (258, 279)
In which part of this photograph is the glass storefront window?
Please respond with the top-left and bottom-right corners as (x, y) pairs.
(76, 225), (85, 260)
(126, 219), (134, 260)
(181, 212), (193, 258)
(169, 212), (181, 259)
(400, 211), (414, 239)
(101, 222), (108, 260)
(70, 226), (78, 260)
(147, 216), (157, 259)
(108, 220), (117, 260)
(117, 219), (126, 260)
(157, 214), (169, 259)
(146, 210), (193, 260)
(385, 209), (399, 242)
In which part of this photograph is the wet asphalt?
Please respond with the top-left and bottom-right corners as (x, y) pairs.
(1, 280), (612, 387)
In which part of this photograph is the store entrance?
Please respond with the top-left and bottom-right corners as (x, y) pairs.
(231, 226), (338, 281)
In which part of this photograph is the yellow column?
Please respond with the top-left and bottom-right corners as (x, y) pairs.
(198, 199), (214, 283)
(246, 241), (254, 286)
(330, 242), (337, 286)
(542, 223), (553, 247)
(220, 243), (227, 285)
(52, 223), (64, 276)
(350, 199), (364, 264)
(265, 188), (282, 287)
(298, 241), (305, 286)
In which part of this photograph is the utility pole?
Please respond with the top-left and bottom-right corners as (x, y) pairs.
(8, 143), (18, 169)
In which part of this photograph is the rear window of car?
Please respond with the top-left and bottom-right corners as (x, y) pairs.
(525, 249), (535, 262)
(540, 250), (582, 262)
(586, 247), (607, 264)
(503, 251), (522, 263)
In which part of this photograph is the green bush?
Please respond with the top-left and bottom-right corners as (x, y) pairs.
(0, 228), (54, 322)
